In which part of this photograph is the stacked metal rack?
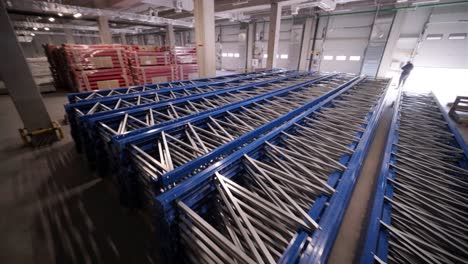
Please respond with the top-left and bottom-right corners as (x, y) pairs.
(66, 70), (398, 264)
(83, 72), (323, 173)
(361, 92), (468, 264)
(153, 76), (390, 263)
(65, 69), (291, 151)
(118, 73), (359, 208)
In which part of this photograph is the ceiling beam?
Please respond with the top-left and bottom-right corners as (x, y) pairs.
(5, 0), (193, 28)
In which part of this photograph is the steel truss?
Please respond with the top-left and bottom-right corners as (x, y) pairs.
(82, 73), (326, 172)
(66, 70), (297, 151)
(361, 92), (468, 264)
(67, 69), (283, 103)
(153, 77), (389, 263)
(121, 74), (359, 208)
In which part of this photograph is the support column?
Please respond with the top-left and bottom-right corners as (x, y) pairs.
(165, 24), (176, 47)
(377, 10), (407, 77)
(64, 27), (75, 44)
(97, 16), (112, 44)
(246, 23), (254, 72)
(194, 0), (216, 77)
(120, 32), (127, 44)
(266, 2), (282, 69)
(0, 2), (57, 144)
(298, 17), (314, 71)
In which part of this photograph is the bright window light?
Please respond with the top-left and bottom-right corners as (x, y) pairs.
(234, 53), (240, 58)
(263, 54), (268, 58)
(227, 53), (234, 57)
(448, 33), (467, 40)
(349, 56), (361, 61)
(426, 34), (442, 40)
(336, 55), (347, 61)
(280, 54), (288, 59)
(276, 54), (279, 58)
(222, 53), (227, 57)
(323, 55), (333, 61)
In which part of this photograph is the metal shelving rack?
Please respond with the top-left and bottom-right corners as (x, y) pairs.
(153, 77), (390, 263)
(361, 92), (468, 264)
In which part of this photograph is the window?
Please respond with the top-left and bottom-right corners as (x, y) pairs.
(222, 53), (227, 57)
(426, 34), (443, 40)
(336, 55), (347, 61)
(234, 53), (240, 58)
(280, 54), (288, 59)
(263, 54), (268, 58)
(349, 56), (361, 61)
(448, 33), (467, 40)
(227, 53), (234, 57)
(276, 54), (279, 58)
(323, 55), (333, 61)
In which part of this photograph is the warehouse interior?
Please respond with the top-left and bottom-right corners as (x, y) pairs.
(1, 0), (467, 263)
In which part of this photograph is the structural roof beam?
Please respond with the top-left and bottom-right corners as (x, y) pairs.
(6, 0), (193, 28)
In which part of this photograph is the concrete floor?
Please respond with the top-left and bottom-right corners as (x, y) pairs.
(0, 88), (467, 264)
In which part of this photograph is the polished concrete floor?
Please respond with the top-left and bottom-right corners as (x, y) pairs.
(0, 87), (466, 264)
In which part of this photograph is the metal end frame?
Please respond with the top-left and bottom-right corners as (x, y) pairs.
(81, 72), (322, 173)
(66, 69), (285, 103)
(65, 70), (296, 152)
(119, 74), (358, 208)
(361, 92), (468, 264)
(154, 77), (390, 263)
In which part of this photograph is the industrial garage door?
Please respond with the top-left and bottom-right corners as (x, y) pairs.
(318, 13), (374, 74)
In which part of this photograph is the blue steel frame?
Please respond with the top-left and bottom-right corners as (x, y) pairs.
(153, 76), (390, 263)
(115, 74), (352, 165)
(359, 91), (468, 263)
(80, 71), (318, 172)
(66, 69), (282, 103)
(113, 74), (352, 208)
(66, 70), (297, 151)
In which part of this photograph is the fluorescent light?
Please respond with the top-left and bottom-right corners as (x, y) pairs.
(48, 17), (55, 22)
(73, 13), (82, 18)
(412, 0), (439, 5)
(426, 34), (442, 40)
(30, 33), (35, 36)
(33, 27), (38, 30)
(44, 27), (50, 31)
(58, 13), (63, 17)
(448, 33), (467, 40)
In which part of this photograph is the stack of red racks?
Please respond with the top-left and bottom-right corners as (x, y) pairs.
(44, 44), (200, 92)
(127, 45), (176, 84)
(172, 46), (199, 80)
(64, 44), (133, 91)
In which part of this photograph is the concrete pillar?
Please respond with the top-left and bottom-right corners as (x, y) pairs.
(98, 16), (112, 44)
(246, 23), (254, 71)
(0, 2), (56, 144)
(298, 17), (314, 71)
(165, 24), (176, 47)
(266, 2), (282, 69)
(64, 28), (75, 44)
(120, 33), (127, 44)
(377, 10), (407, 77)
(194, 0), (216, 77)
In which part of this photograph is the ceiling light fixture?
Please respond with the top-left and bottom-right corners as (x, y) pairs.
(44, 27), (50, 31)
(73, 13), (82, 18)
(31, 33), (35, 36)
(58, 13), (63, 17)
(33, 27), (38, 30)
(48, 17), (55, 22)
